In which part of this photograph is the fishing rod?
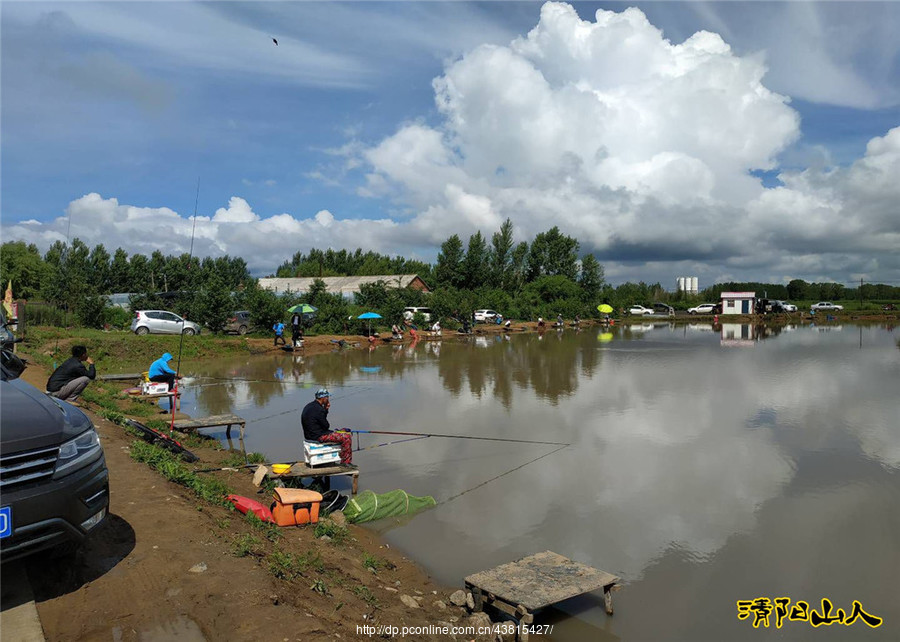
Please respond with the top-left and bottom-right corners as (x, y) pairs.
(349, 429), (569, 447)
(354, 435), (430, 452)
(171, 177), (200, 433)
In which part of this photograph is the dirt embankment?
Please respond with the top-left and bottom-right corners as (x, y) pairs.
(15, 358), (495, 642)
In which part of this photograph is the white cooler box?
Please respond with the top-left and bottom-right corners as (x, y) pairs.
(304, 441), (341, 466)
(142, 382), (169, 395)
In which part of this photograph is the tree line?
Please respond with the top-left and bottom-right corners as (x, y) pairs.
(2, 224), (898, 334)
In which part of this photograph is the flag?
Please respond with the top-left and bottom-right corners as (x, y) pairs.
(2, 281), (12, 317)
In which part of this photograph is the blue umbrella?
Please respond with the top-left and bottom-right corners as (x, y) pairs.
(358, 312), (382, 335)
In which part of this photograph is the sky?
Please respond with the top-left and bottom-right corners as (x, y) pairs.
(2, 1), (899, 288)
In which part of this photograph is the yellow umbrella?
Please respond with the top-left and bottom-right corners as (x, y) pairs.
(598, 332), (614, 343)
(597, 304), (613, 314)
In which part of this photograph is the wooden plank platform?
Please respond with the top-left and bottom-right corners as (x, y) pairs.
(173, 414), (246, 444)
(283, 462), (360, 495)
(99, 373), (143, 381)
(126, 389), (181, 410)
(465, 551), (619, 641)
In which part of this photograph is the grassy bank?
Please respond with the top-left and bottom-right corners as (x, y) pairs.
(22, 326), (259, 372)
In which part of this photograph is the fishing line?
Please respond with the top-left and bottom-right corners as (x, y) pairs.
(53, 204), (77, 362)
(438, 444), (569, 506)
(192, 374), (377, 388)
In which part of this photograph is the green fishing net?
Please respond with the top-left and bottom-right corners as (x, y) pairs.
(343, 489), (436, 524)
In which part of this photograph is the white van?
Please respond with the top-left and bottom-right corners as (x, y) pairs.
(403, 307), (432, 323)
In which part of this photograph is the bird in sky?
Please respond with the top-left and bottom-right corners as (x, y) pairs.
(272, 38), (278, 46)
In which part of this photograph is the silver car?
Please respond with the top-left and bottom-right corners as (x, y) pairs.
(131, 310), (201, 336)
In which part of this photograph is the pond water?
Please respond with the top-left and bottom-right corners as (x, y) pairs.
(178, 322), (899, 641)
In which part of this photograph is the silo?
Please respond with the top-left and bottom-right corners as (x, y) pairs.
(677, 277), (685, 292)
(690, 276), (698, 293)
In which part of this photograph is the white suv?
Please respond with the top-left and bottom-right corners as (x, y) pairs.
(688, 303), (717, 315)
(474, 309), (501, 323)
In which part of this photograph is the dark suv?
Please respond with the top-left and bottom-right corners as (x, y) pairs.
(225, 311), (252, 335)
(0, 343), (109, 561)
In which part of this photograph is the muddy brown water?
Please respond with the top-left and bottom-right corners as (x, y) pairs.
(175, 323), (899, 641)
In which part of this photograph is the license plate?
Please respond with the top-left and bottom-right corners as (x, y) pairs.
(0, 506), (11, 539)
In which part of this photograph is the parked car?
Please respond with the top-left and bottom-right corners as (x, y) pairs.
(474, 309), (501, 323)
(776, 301), (798, 313)
(402, 307), (433, 323)
(652, 303), (674, 316)
(687, 303), (717, 315)
(883, 304), (896, 311)
(131, 310), (201, 335)
(0, 350), (109, 561)
(225, 311), (252, 335)
(628, 305), (653, 316)
(810, 302), (843, 311)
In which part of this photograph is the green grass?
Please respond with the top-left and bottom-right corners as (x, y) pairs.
(24, 325), (257, 373)
(245, 511), (281, 542)
(314, 519), (349, 543)
(352, 585), (379, 608)
(129, 440), (232, 506)
(232, 533), (263, 558)
(362, 553), (395, 573)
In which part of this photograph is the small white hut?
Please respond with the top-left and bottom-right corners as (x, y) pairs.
(720, 292), (756, 315)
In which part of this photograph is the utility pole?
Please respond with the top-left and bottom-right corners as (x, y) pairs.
(860, 278), (863, 311)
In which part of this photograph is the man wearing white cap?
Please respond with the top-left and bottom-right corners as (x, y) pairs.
(301, 388), (352, 464)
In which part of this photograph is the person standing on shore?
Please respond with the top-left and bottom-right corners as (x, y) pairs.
(301, 389), (352, 465)
(46, 345), (96, 404)
(290, 313), (302, 347)
(273, 320), (286, 346)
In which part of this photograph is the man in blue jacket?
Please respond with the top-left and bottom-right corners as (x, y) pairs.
(148, 352), (180, 390)
(148, 352), (180, 411)
(273, 321), (286, 346)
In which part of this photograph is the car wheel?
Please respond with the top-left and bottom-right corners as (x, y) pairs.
(238, 325), (247, 335)
(135, 326), (149, 336)
(689, 311), (696, 315)
(182, 328), (195, 336)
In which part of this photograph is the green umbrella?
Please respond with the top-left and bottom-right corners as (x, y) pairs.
(597, 304), (614, 314)
(288, 303), (317, 314)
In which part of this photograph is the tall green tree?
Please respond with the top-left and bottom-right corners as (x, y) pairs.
(195, 272), (233, 333)
(508, 242), (529, 293)
(462, 231), (488, 290)
(578, 254), (604, 302)
(0, 241), (48, 299)
(526, 227), (579, 281)
(435, 234), (465, 288)
(489, 218), (515, 289)
(89, 244), (112, 294)
(109, 248), (130, 293)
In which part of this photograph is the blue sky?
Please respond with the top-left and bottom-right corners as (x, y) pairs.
(2, 1), (899, 286)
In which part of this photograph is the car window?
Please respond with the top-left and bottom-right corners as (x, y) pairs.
(144, 311), (161, 319)
(160, 312), (181, 322)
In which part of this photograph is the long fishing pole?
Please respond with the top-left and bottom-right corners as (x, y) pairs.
(354, 435), (430, 452)
(53, 205), (77, 365)
(170, 177), (200, 433)
(349, 429), (569, 447)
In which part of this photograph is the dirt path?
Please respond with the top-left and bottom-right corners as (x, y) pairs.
(14, 361), (492, 642)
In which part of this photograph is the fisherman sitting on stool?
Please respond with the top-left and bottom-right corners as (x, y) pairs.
(301, 389), (352, 465)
